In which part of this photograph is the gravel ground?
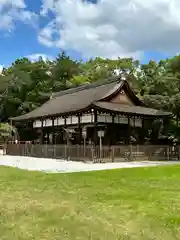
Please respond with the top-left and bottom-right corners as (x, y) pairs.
(0, 155), (179, 173)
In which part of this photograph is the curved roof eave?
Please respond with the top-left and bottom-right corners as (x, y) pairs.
(92, 102), (172, 117)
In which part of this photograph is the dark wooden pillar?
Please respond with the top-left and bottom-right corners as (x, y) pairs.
(40, 119), (44, 144)
(140, 118), (145, 144)
(78, 115), (82, 145)
(47, 132), (50, 144)
(64, 117), (67, 145)
(127, 117), (131, 144)
(52, 119), (55, 144)
(93, 110), (98, 146)
(111, 114), (115, 146)
(142, 118), (145, 143)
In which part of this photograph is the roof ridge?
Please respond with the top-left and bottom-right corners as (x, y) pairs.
(52, 75), (122, 98)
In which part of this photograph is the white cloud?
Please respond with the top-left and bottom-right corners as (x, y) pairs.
(40, 0), (55, 16)
(39, 0), (180, 59)
(38, 21), (56, 47)
(0, 0), (25, 9)
(0, 65), (4, 74)
(27, 53), (54, 62)
(0, 0), (38, 31)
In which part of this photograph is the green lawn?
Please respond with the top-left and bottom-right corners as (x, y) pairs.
(1, 166), (180, 240)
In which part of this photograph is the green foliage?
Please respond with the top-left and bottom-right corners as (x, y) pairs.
(2, 52), (180, 139)
(0, 123), (17, 142)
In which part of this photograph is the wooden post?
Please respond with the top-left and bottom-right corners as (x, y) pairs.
(45, 143), (48, 157)
(128, 117), (131, 144)
(47, 132), (50, 144)
(82, 126), (87, 157)
(130, 144), (133, 161)
(54, 144), (56, 158)
(83, 135), (86, 157)
(65, 144), (67, 159)
(78, 115), (82, 145)
(99, 135), (102, 162)
(94, 110), (98, 146)
(98, 130), (104, 163)
(52, 118), (55, 144)
(63, 118), (68, 160)
(167, 146), (170, 161)
(91, 145), (94, 162)
(40, 120), (44, 144)
(140, 118), (145, 144)
(111, 147), (115, 162)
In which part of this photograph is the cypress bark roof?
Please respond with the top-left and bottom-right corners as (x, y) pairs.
(93, 102), (171, 117)
(11, 77), (123, 121)
(10, 76), (172, 121)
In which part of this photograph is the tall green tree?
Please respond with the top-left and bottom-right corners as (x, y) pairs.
(51, 52), (82, 92)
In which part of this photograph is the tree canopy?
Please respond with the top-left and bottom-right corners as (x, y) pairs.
(1, 51), (180, 140)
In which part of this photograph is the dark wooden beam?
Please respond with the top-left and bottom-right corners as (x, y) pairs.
(141, 117), (145, 144)
(93, 110), (98, 146)
(52, 118), (55, 144)
(40, 119), (44, 144)
(127, 117), (131, 144)
(78, 114), (82, 145)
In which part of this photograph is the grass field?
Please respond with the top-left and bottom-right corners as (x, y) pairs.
(1, 165), (180, 240)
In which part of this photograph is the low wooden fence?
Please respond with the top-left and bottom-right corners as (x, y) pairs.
(5, 143), (180, 162)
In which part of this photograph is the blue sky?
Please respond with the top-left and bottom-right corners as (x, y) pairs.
(0, 0), (58, 66)
(0, 0), (85, 66)
(0, 0), (178, 67)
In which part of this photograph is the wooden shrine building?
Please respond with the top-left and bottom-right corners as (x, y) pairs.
(11, 76), (172, 145)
